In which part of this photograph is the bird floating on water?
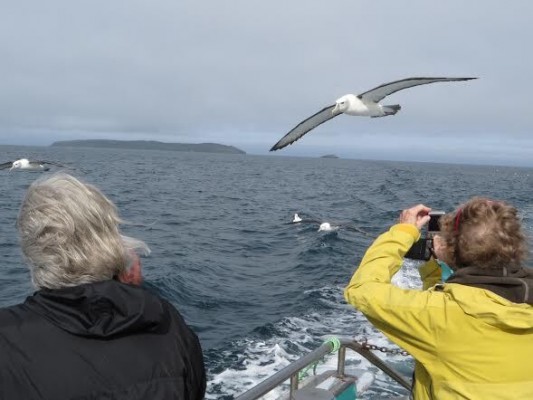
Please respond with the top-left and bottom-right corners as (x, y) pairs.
(290, 213), (336, 231)
(290, 212), (373, 236)
(0, 158), (68, 172)
(270, 76), (477, 151)
(318, 222), (337, 232)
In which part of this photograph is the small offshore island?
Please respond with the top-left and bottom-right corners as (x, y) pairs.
(51, 139), (246, 155)
(320, 154), (339, 159)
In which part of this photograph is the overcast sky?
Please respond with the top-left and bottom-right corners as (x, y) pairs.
(1, 1), (532, 166)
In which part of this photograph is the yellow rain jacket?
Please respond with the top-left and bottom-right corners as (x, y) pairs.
(344, 223), (533, 399)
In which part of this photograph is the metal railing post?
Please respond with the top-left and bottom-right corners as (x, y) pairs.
(337, 346), (346, 378)
(289, 374), (299, 398)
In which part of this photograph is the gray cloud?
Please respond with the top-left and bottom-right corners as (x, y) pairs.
(0, 0), (532, 165)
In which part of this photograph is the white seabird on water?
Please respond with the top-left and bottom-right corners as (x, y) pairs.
(290, 212), (373, 236)
(270, 77), (477, 151)
(318, 222), (340, 232)
(290, 213), (336, 231)
(289, 213), (321, 224)
(0, 158), (67, 172)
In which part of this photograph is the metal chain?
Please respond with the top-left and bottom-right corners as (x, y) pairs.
(360, 338), (410, 357)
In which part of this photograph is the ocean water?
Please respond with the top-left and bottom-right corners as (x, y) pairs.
(1, 145), (532, 399)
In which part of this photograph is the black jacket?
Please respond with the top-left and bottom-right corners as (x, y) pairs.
(0, 280), (206, 400)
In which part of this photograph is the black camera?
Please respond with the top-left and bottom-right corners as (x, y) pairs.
(404, 211), (445, 261)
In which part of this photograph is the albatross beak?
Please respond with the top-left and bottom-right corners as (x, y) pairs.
(332, 104), (339, 114)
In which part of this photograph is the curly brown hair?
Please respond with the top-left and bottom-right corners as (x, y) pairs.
(439, 197), (528, 269)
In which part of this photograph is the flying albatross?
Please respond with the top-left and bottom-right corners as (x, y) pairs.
(0, 158), (68, 172)
(270, 76), (477, 151)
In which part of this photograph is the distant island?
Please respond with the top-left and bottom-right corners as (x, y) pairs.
(51, 139), (246, 155)
(320, 154), (339, 159)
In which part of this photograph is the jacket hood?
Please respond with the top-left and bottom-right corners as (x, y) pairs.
(444, 266), (533, 331)
(447, 265), (533, 304)
(25, 280), (169, 338)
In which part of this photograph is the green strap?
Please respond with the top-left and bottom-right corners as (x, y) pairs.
(324, 336), (341, 352)
(297, 337), (341, 381)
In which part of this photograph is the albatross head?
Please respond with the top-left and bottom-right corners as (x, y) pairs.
(332, 95), (352, 114)
(10, 159), (22, 171)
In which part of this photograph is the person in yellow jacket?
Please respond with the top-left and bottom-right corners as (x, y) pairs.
(344, 197), (533, 399)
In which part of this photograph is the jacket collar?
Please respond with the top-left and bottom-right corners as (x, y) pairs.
(446, 265), (533, 305)
(25, 280), (168, 338)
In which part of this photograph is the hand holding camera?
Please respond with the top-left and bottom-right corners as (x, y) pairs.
(402, 205), (445, 261)
(399, 204), (432, 230)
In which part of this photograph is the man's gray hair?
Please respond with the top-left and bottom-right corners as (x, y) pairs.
(17, 173), (150, 289)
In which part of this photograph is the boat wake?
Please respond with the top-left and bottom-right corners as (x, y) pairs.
(206, 275), (417, 399)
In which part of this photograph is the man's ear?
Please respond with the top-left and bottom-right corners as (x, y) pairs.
(118, 254), (143, 285)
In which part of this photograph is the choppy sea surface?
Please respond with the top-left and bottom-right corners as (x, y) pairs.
(1, 145), (532, 399)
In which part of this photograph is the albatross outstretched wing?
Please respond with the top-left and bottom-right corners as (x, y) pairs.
(358, 77), (477, 103)
(0, 161), (13, 170)
(270, 105), (339, 151)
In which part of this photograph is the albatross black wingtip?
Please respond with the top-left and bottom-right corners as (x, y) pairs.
(456, 77), (478, 81)
(270, 143), (285, 151)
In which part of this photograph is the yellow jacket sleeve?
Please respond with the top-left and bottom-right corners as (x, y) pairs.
(344, 224), (439, 359)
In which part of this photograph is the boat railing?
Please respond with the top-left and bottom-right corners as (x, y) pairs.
(234, 336), (412, 400)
